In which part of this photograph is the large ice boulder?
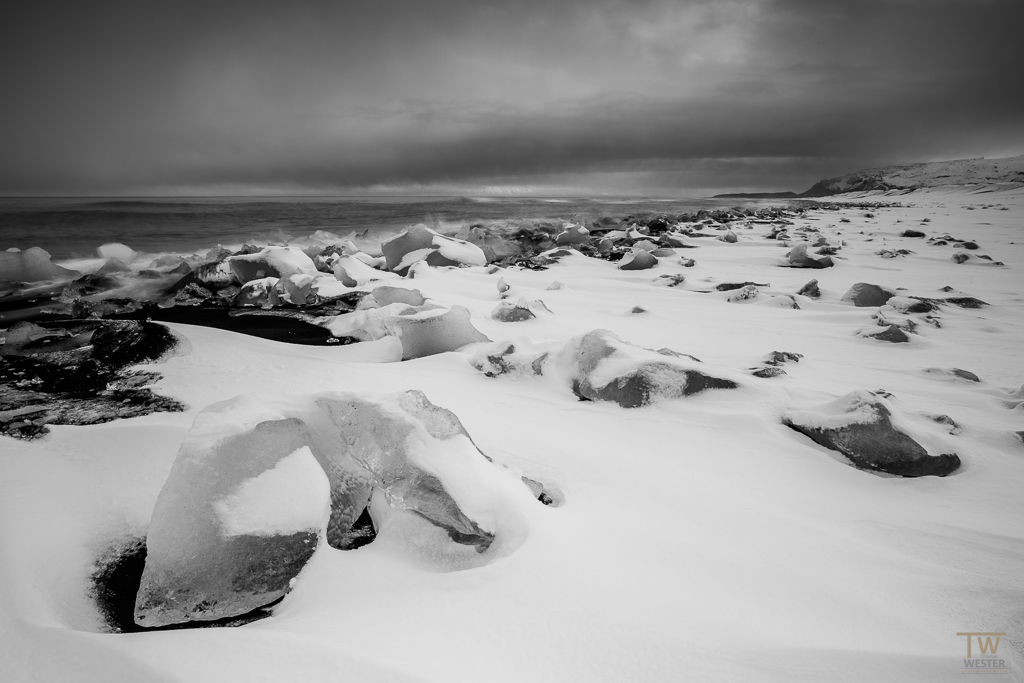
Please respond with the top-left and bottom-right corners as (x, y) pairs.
(559, 330), (738, 408)
(333, 255), (384, 287)
(317, 391), (494, 549)
(387, 305), (490, 359)
(135, 418), (331, 628)
(328, 303), (490, 359)
(381, 225), (487, 274)
(466, 226), (522, 262)
(0, 247), (80, 283)
(97, 243), (138, 262)
(360, 285), (427, 308)
(783, 390), (961, 477)
(228, 246), (319, 284)
(554, 224), (590, 246)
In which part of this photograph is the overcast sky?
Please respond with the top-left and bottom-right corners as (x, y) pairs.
(1, 0), (1021, 196)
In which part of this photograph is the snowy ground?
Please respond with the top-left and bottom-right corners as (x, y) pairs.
(2, 188), (1023, 682)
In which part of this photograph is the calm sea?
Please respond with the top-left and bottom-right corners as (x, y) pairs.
(0, 195), (763, 260)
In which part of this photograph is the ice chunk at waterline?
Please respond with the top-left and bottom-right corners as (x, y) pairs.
(0, 247), (80, 283)
(135, 419), (330, 628)
(380, 224), (487, 273)
(317, 391), (494, 550)
(228, 246), (319, 284)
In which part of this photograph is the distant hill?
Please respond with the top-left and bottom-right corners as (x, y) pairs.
(715, 154), (1024, 198)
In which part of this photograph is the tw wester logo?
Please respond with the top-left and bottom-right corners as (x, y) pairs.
(957, 632), (1009, 675)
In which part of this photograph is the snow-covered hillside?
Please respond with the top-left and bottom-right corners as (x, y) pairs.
(803, 155), (1024, 196)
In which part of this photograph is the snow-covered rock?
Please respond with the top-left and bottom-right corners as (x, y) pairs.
(783, 390), (961, 477)
(841, 282), (896, 307)
(558, 330), (738, 408)
(617, 250), (658, 271)
(782, 244), (834, 269)
(491, 299), (536, 322)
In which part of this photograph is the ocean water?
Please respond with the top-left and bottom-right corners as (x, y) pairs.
(0, 195), (759, 259)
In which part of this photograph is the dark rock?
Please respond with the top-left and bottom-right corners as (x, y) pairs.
(765, 351), (803, 365)
(752, 366), (787, 378)
(0, 320), (185, 439)
(943, 297), (987, 308)
(900, 230), (926, 238)
(715, 281), (768, 292)
(797, 279), (821, 298)
(111, 305), (342, 345)
(865, 324), (910, 343)
(901, 298), (936, 313)
(929, 414), (963, 435)
(727, 285), (760, 302)
(951, 368), (981, 382)
(64, 273), (123, 297)
(841, 282), (896, 307)
(784, 391), (961, 477)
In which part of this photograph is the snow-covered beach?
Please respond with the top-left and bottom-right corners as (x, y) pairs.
(1, 185), (1022, 682)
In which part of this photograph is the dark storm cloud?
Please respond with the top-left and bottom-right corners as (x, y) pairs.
(1, 0), (1022, 195)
